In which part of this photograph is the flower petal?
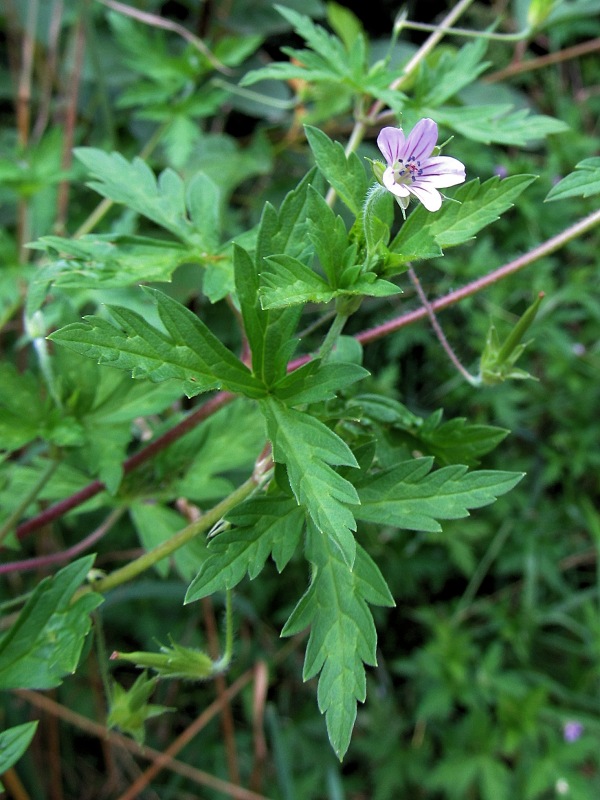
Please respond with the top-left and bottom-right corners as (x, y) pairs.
(383, 167), (410, 198)
(377, 127), (405, 166)
(408, 182), (442, 212)
(420, 156), (466, 188)
(403, 118), (438, 162)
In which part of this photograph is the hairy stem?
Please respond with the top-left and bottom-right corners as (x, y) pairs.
(16, 392), (233, 540)
(356, 208), (600, 346)
(408, 266), (479, 386)
(318, 312), (349, 361)
(17, 210), (600, 541)
(82, 474), (259, 596)
(0, 508), (124, 575)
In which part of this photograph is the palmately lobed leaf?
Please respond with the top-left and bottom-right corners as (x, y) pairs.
(545, 157), (600, 201)
(390, 175), (537, 258)
(49, 287), (264, 399)
(73, 148), (222, 251)
(185, 496), (305, 602)
(304, 126), (368, 215)
(430, 105), (569, 146)
(355, 458), (523, 531)
(0, 556), (102, 691)
(282, 530), (394, 759)
(261, 397), (360, 566)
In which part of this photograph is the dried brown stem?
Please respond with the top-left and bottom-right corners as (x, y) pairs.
(55, 18), (86, 234)
(485, 37), (600, 83)
(16, 669), (271, 800)
(95, 0), (230, 73)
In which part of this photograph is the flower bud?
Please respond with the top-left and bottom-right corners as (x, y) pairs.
(527, 0), (555, 29)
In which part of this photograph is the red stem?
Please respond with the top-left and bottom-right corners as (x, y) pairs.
(15, 392), (233, 540)
(14, 208), (600, 542)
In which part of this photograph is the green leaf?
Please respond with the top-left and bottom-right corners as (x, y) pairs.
(75, 148), (200, 244)
(360, 184), (393, 264)
(185, 496), (305, 601)
(256, 166), (320, 264)
(186, 172), (222, 249)
(0, 722), (39, 791)
(414, 411), (509, 467)
(304, 126), (368, 215)
(241, 6), (348, 87)
(545, 157), (600, 201)
(260, 254), (335, 307)
(282, 530), (394, 760)
(49, 287), (264, 399)
(390, 175), (537, 255)
(259, 254), (400, 309)
(0, 556), (102, 690)
(415, 39), (490, 107)
(236, 170), (322, 384)
(261, 397), (359, 566)
(273, 360), (369, 405)
(0, 364), (44, 451)
(234, 245), (302, 387)
(431, 105), (569, 146)
(31, 234), (197, 289)
(306, 186), (353, 285)
(327, 2), (363, 50)
(349, 396), (509, 467)
(355, 458), (523, 531)
(108, 672), (172, 744)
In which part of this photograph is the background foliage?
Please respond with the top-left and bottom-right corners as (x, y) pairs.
(2, 0), (600, 798)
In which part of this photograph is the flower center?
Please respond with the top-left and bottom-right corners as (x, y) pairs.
(392, 156), (423, 186)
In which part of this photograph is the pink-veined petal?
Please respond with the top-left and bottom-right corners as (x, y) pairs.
(383, 167), (410, 198)
(377, 127), (405, 166)
(408, 182), (443, 212)
(403, 118), (438, 162)
(420, 156), (466, 188)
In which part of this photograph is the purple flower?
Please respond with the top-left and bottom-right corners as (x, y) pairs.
(563, 721), (583, 742)
(376, 119), (466, 212)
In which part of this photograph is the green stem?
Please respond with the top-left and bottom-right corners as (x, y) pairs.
(92, 610), (114, 703)
(317, 312), (349, 362)
(395, 18), (532, 43)
(408, 265), (480, 387)
(0, 458), (59, 547)
(86, 475), (259, 596)
(214, 589), (234, 672)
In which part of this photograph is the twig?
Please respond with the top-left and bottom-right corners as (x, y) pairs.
(0, 768), (31, 800)
(355, 207), (600, 347)
(32, 0), (63, 141)
(94, 0), (230, 74)
(16, 671), (272, 800)
(16, 209), (600, 542)
(16, 0), (38, 263)
(1, 509), (124, 576)
(407, 265), (478, 386)
(55, 17), (86, 234)
(485, 37), (600, 83)
(15, 392), (233, 541)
